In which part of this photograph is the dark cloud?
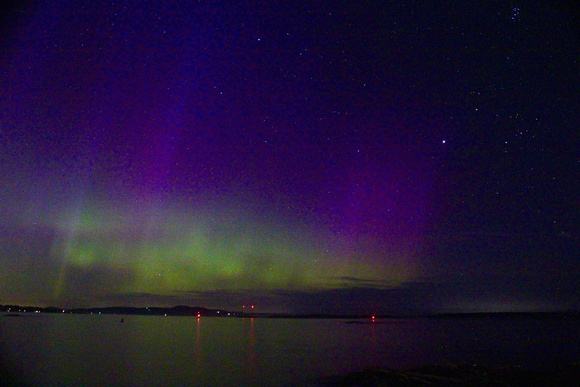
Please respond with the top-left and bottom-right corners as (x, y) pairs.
(96, 272), (580, 315)
(55, 264), (136, 307)
(329, 276), (393, 288)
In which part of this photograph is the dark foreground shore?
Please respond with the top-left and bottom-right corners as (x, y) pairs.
(2, 363), (578, 386)
(316, 363), (580, 386)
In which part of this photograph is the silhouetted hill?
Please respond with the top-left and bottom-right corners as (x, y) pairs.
(0, 304), (237, 317)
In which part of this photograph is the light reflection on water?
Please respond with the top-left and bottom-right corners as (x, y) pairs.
(0, 314), (578, 386)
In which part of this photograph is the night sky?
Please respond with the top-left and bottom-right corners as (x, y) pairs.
(1, 1), (578, 314)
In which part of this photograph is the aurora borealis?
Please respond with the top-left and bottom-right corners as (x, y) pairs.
(1, 1), (578, 314)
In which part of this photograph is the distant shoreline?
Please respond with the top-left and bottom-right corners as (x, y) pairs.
(1, 304), (578, 320)
(317, 363), (580, 386)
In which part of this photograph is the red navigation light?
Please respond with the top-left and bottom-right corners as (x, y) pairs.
(251, 305), (255, 309)
(197, 313), (201, 318)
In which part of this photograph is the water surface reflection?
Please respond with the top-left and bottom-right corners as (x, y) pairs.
(1, 314), (578, 386)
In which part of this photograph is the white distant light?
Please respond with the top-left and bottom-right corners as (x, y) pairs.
(442, 140), (446, 144)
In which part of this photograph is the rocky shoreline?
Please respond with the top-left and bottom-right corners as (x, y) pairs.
(316, 362), (580, 386)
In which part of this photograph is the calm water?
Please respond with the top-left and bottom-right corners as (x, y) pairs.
(1, 313), (578, 386)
